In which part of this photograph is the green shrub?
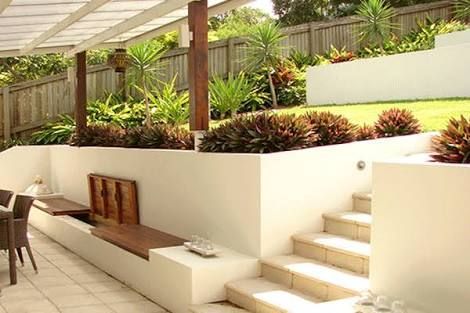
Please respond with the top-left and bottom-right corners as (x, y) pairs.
(31, 114), (75, 145)
(199, 113), (317, 153)
(356, 0), (397, 48)
(374, 108), (421, 137)
(455, 0), (470, 20)
(209, 72), (255, 119)
(0, 138), (28, 152)
(87, 94), (144, 128)
(69, 124), (126, 147)
(289, 50), (317, 70)
(431, 115), (470, 163)
(150, 77), (189, 125)
(303, 111), (357, 145)
(356, 124), (377, 141)
(126, 125), (194, 150)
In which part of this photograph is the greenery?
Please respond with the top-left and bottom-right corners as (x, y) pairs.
(356, 0), (397, 48)
(209, 72), (255, 119)
(431, 115), (470, 163)
(245, 22), (286, 109)
(455, 0), (470, 21)
(31, 115), (76, 145)
(199, 113), (317, 153)
(149, 77), (189, 125)
(356, 124), (377, 140)
(303, 111), (357, 145)
(127, 42), (167, 127)
(374, 108), (421, 137)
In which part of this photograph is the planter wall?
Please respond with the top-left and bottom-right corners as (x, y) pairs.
(371, 158), (470, 313)
(435, 29), (470, 48)
(0, 132), (433, 258)
(306, 43), (470, 105)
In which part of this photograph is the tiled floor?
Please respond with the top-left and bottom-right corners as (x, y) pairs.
(0, 226), (168, 313)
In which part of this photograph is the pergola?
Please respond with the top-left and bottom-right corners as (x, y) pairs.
(0, 0), (251, 133)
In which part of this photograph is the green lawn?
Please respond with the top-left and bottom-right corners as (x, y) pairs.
(214, 98), (470, 132)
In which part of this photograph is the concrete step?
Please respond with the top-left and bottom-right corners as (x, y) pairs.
(322, 211), (371, 242)
(261, 255), (369, 301)
(292, 232), (370, 274)
(352, 192), (372, 214)
(226, 277), (321, 313)
(190, 303), (249, 313)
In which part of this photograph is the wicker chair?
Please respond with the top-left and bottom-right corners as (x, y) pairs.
(0, 190), (13, 208)
(0, 195), (37, 272)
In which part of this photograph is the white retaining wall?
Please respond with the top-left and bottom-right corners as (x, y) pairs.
(435, 29), (470, 47)
(306, 43), (470, 105)
(371, 158), (470, 313)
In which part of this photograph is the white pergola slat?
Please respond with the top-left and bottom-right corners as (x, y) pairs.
(0, 0), (251, 58)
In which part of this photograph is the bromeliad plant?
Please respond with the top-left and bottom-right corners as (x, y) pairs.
(69, 124), (126, 147)
(209, 72), (255, 119)
(303, 111), (357, 145)
(199, 113), (317, 153)
(356, 124), (377, 141)
(126, 125), (194, 150)
(374, 108), (421, 137)
(431, 115), (470, 163)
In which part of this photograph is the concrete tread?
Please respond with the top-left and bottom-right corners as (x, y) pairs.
(261, 255), (369, 294)
(322, 211), (371, 227)
(352, 192), (372, 201)
(226, 277), (321, 312)
(293, 232), (370, 258)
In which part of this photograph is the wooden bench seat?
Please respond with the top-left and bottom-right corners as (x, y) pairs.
(91, 224), (186, 260)
(33, 198), (91, 216)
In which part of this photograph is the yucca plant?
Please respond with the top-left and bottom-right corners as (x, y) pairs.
(374, 108), (421, 137)
(431, 115), (470, 163)
(69, 124), (126, 147)
(356, 0), (397, 49)
(127, 42), (167, 127)
(31, 114), (75, 145)
(289, 49), (317, 70)
(126, 125), (194, 150)
(199, 113), (317, 153)
(356, 124), (377, 141)
(303, 111), (357, 145)
(245, 22), (286, 109)
(209, 72), (255, 119)
(455, 0), (470, 21)
(148, 76), (189, 125)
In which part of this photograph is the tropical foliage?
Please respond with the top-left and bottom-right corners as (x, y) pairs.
(374, 108), (421, 137)
(356, 0), (397, 48)
(431, 115), (470, 163)
(149, 77), (189, 125)
(31, 115), (76, 145)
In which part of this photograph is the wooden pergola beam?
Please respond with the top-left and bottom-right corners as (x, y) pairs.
(75, 51), (87, 135)
(20, 0), (112, 54)
(188, 0), (209, 131)
(66, 0), (193, 57)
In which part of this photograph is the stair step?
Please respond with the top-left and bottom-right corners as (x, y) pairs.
(190, 303), (249, 313)
(226, 277), (321, 313)
(352, 192), (372, 214)
(261, 255), (369, 301)
(322, 211), (371, 242)
(293, 232), (370, 274)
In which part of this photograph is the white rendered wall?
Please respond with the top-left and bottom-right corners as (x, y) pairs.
(435, 29), (470, 47)
(258, 132), (434, 257)
(371, 159), (470, 313)
(306, 43), (470, 105)
(48, 146), (262, 257)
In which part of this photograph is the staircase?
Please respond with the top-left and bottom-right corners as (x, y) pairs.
(219, 192), (372, 313)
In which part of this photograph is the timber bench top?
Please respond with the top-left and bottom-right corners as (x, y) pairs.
(33, 198), (91, 216)
(91, 224), (186, 260)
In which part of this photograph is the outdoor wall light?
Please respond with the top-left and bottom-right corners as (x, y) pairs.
(357, 160), (366, 170)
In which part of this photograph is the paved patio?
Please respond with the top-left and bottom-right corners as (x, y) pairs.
(0, 226), (168, 313)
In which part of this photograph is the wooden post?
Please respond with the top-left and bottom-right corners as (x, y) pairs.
(188, 0), (209, 131)
(75, 51), (87, 134)
(3, 87), (11, 141)
(227, 38), (235, 73)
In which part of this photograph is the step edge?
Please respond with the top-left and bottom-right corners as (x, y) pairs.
(292, 234), (370, 259)
(352, 192), (372, 200)
(322, 212), (371, 227)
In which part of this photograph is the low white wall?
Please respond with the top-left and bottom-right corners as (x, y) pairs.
(259, 133), (434, 257)
(0, 146), (51, 198)
(371, 158), (470, 313)
(435, 29), (470, 47)
(49, 146), (262, 257)
(306, 43), (470, 105)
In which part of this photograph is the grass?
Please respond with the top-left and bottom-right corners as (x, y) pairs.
(210, 98), (470, 131)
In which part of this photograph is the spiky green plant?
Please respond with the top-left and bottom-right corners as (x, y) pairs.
(69, 124), (126, 147)
(245, 22), (286, 109)
(356, 0), (397, 49)
(455, 0), (470, 20)
(127, 42), (166, 127)
(374, 108), (421, 137)
(209, 72), (255, 119)
(356, 124), (377, 141)
(303, 111), (357, 145)
(31, 114), (75, 145)
(199, 113), (317, 153)
(126, 125), (194, 150)
(431, 115), (470, 163)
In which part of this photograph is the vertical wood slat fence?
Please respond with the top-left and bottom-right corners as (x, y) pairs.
(0, 0), (453, 140)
